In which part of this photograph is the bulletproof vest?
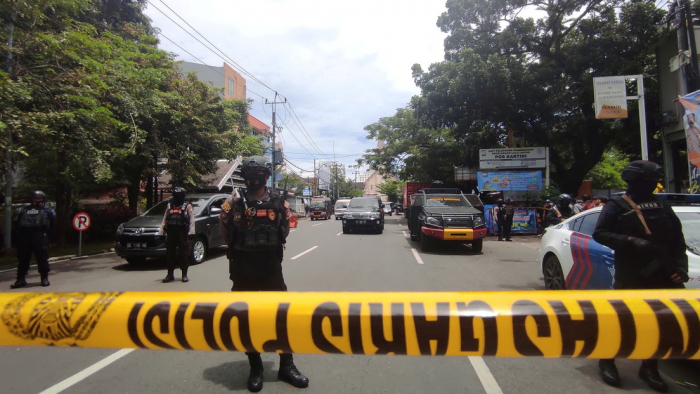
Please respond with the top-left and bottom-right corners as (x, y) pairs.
(166, 203), (189, 229)
(609, 196), (675, 246)
(232, 196), (285, 250)
(19, 206), (49, 229)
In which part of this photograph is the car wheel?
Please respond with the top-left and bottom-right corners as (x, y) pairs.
(543, 255), (566, 290)
(420, 232), (433, 252)
(126, 257), (146, 265)
(190, 236), (207, 265)
(470, 239), (483, 253)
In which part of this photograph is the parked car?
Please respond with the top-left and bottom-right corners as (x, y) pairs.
(334, 198), (351, 220)
(342, 196), (385, 234)
(115, 193), (230, 265)
(382, 205), (393, 216)
(393, 202), (404, 214)
(538, 205), (700, 290)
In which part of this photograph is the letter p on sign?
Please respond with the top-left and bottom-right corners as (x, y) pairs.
(73, 212), (91, 231)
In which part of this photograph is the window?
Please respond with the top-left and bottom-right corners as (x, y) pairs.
(228, 77), (235, 97)
(577, 212), (600, 235)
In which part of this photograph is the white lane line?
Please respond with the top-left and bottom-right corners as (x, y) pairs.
(312, 223), (323, 227)
(468, 356), (503, 394)
(410, 248), (424, 265)
(290, 229), (296, 233)
(291, 246), (319, 260)
(39, 348), (134, 394)
(336, 232), (343, 236)
(402, 231), (408, 237)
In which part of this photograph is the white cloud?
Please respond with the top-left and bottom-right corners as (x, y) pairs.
(144, 0), (447, 176)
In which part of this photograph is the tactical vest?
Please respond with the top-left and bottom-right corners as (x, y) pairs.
(19, 207), (49, 229)
(504, 206), (514, 217)
(166, 203), (190, 229)
(609, 196), (675, 246)
(231, 196), (285, 250)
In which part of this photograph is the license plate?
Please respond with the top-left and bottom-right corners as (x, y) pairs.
(127, 243), (147, 249)
(357, 220), (366, 224)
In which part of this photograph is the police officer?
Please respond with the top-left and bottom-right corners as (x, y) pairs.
(158, 187), (195, 283)
(592, 160), (688, 392)
(219, 155), (309, 393)
(11, 190), (55, 288)
(493, 199), (505, 241)
(546, 193), (574, 226)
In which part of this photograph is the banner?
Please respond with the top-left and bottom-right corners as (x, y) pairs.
(485, 206), (537, 235)
(479, 148), (547, 169)
(594, 76), (628, 119)
(679, 91), (700, 194)
(1, 291), (699, 359)
(477, 171), (542, 192)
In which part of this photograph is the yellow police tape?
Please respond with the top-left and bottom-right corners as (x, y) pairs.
(0, 290), (698, 359)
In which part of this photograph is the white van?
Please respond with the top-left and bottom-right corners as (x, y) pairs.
(334, 199), (351, 220)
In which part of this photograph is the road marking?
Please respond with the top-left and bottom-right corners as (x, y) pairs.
(39, 348), (134, 394)
(312, 223), (323, 227)
(336, 232), (343, 236)
(469, 356), (503, 394)
(410, 248), (424, 264)
(402, 231), (408, 237)
(291, 246), (318, 260)
(290, 229), (296, 233)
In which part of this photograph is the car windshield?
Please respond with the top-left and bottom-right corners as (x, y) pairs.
(349, 198), (378, 209)
(310, 202), (326, 209)
(677, 211), (700, 255)
(143, 197), (209, 216)
(424, 195), (471, 207)
(335, 202), (348, 209)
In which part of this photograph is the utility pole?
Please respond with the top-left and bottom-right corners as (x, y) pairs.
(265, 93), (287, 191)
(4, 12), (16, 251)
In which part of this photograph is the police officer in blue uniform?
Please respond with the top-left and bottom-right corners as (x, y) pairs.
(11, 190), (56, 288)
(219, 155), (308, 393)
(593, 160), (688, 392)
(158, 187), (195, 283)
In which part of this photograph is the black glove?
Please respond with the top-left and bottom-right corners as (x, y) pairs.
(628, 237), (656, 254)
(674, 268), (689, 282)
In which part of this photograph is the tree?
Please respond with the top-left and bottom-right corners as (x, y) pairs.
(586, 148), (630, 189)
(377, 179), (405, 203)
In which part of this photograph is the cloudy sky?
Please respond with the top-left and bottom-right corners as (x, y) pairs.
(143, 0), (448, 177)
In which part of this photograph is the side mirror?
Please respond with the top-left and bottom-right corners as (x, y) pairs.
(210, 207), (222, 216)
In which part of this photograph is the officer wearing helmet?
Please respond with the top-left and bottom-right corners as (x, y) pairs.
(546, 193), (574, 226)
(158, 186), (195, 283)
(592, 160), (688, 391)
(11, 190), (56, 288)
(219, 155), (308, 392)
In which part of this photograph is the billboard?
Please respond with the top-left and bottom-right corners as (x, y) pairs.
(479, 147), (546, 169)
(477, 171), (542, 192)
(678, 91), (700, 194)
(594, 76), (628, 119)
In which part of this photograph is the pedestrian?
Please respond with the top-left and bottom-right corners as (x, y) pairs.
(546, 193), (575, 226)
(591, 195), (604, 208)
(219, 155), (309, 393)
(495, 199), (515, 241)
(10, 191), (56, 288)
(304, 203), (309, 218)
(592, 160), (688, 392)
(573, 194), (591, 213)
(158, 186), (194, 283)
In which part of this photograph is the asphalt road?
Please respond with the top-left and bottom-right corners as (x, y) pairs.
(0, 214), (698, 394)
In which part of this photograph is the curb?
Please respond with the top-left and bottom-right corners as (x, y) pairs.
(49, 249), (116, 262)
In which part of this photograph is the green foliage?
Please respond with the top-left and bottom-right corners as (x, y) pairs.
(586, 149), (630, 189)
(377, 179), (405, 202)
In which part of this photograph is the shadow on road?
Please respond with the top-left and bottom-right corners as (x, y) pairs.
(203, 360), (276, 391)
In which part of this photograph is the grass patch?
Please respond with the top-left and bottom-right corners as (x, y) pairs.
(0, 240), (115, 268)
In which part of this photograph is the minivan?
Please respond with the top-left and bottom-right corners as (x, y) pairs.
(342, 196), (385, 234)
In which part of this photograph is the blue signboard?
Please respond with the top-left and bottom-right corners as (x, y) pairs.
(302, 188), (312, 196)
(477, 171), (542, 192)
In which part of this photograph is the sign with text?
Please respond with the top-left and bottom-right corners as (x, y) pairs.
(477, 171), (542, 192)
(594, 76), (628, 119)
(479, 148), (546, 169)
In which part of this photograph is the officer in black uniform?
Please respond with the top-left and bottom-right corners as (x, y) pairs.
(592, 160), (688, 392)
(494, 199), (506, 241)
(219, 155), (309, 393)
(158, 187), (195, 283)
(546, 193), (574, 226)
(11, 190), (56, 288)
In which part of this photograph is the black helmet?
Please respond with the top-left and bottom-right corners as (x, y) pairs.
(496, 198), (504, 204)
(557, 193), (572, 205)
(31, 190), (46, 200)
(172, 186), (186, 196)
(621, 160), (663, 183)
(241, 155), (271, 176)
(581, 194), (590, 201)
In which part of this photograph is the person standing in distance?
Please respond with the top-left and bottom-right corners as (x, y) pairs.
(592, 160), (688, 392)
(501, 199), (515, 241)
(493, 198), (506, 241)
(11, 190), (55, 288)
(546, 193), (575, 226)
(219, 155), (309, 393)
(158, 187), (195, 283)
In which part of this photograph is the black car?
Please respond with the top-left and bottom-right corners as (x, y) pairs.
(342, 196), (385, 234)
(407, 189), (487, 252)
(115, 193), (230, 264)
(392, 202), (404, 214)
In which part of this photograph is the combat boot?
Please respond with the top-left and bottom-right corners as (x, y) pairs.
(10, 275), (27, 289)
(639, 360), (667, 392)
(181, 268), (189, 283)
(40, 274), (50, 287)
(278, 354), (309, 388)
(162, 271), (175, 283)
(246, 353), (264, 392)
(599, 359), (620, 387)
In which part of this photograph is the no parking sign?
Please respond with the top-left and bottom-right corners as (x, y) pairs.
(73, 212), (91, 232)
